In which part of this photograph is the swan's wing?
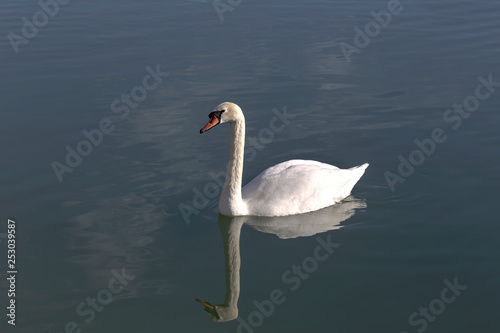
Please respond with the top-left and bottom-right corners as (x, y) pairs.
(242, 160), (368, 216)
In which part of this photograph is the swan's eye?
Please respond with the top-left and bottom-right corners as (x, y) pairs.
(209, 110), (225, 121)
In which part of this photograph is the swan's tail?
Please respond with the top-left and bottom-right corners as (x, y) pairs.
(335, 163), (369, 200)
(351, 163), (369, 171)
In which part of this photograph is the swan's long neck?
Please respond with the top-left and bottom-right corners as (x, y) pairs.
(220, 118), (245, 215)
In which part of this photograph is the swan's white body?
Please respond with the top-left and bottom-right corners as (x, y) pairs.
(241, 160), (368, 216)
(200, 102), (368, 217)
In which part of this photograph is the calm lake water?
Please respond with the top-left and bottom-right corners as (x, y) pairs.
(1, 0), (499, 332)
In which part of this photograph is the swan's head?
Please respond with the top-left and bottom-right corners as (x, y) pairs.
(200, 102), (243, 134)
(195, 299), (238, 322)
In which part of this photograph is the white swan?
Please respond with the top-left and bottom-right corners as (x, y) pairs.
(200, 102), (368, 217)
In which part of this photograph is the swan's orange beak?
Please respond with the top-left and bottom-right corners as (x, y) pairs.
(195, 299), (215, 310)
(195, 298), (221, 320)
(200, 115), (220, 134)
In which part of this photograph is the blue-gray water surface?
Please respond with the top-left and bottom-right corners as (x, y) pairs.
(1, 0), (499, 332)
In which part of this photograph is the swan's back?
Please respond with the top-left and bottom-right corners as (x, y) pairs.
(242, 160), (368, 216)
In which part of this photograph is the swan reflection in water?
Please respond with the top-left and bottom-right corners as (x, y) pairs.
(196, 198), (366, 322)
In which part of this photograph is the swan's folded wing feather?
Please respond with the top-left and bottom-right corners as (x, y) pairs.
(242, 160), (367, 216)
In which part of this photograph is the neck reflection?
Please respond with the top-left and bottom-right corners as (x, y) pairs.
(196, 198), (366, 322)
